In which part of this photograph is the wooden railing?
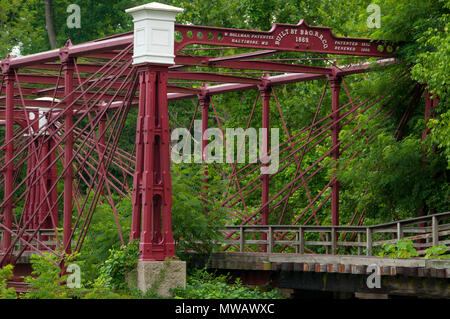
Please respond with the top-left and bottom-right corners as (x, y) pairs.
(220, 212), (450, 256)
(2, 212), (449, 257)
(0, 229), (59, 254)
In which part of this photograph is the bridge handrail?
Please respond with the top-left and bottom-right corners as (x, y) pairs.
(0, 229), (59, 253)
(220, 212), (450, 256)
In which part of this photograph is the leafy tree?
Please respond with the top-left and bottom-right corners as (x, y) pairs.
(23, 253), (70, 299)
(0, 0), (37, 57)
(77, 194), (132, 284)
(0, 265), (17, 299)
(171, 164), (228, 255)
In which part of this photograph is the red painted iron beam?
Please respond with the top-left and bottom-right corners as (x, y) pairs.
(24, 63), (108, 74)
(175, 21), (397, 57)
(4, 35), (133, 69)
(168, 71), (262, 84)
(0, 108), (40, 122)
(210, 59), (332, 74)
(172, 50), (279, 67)
(167, 58), (395, 100)
(167, 72), (324, 100)
(207, 50), (278, 62)
(174, 54), (332, 74)
(0, 21), (396, 73)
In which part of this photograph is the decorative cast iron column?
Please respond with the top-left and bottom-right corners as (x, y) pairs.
(127, 2), (183, 261)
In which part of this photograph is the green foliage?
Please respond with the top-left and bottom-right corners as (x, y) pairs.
(378, 239), (419, 259)
(339, 132), (449, 223)
(0, 265), (17, 299)
(23, 253), (71, 299)
(77, 194), (132, 284)
(172, 268), (285, 299)
(83, 276), (136, 299)
(428, 112), (450, 169)
(95, 240), (139, 291)
(422, 245), (450, 260)
(0, 0), (37, 57)
(379, 240), (450, 260)
(171, 164), (228, 256)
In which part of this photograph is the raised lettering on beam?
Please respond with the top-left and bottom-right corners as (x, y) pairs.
(175, 20), (395, 57)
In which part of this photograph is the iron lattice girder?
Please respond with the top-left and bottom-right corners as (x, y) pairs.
(0, 21), (397, 105)
(0, 58), (394, 109)
(0, 58), (394, 108)
(167, 59), (395, 100)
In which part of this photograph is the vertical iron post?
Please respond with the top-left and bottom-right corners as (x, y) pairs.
(60, 44), (75, 255)
(329, 75), (342, 227)
(199, 86), (210, 183)
(1, 58), (14, 259)
(259, 76), (271, 251)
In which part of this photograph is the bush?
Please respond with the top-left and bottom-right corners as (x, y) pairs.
(0, 265), (17, 299)
(171, 268), (285, 299)
(378, 239), (419, 259)
(95, 240), (139, 291)
(378, 239), (450, 259)
(423, 245), (450, 259)
(23, 253), (71, 299)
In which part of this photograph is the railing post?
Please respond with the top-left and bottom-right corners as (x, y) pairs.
(325, 232), (330, 254)
(432, 216), (439, 247)
(366, 227), (372, 256)
(268, 226), (273, 253)
(357, 232), (362, 255)
(299, 227), (305, 254)
(239, 227), (245, 253)
(397, 222), (403, 241)
(331, 227), (337, 255)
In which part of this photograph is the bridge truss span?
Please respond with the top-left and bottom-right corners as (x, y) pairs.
(0, 3), (442, 267)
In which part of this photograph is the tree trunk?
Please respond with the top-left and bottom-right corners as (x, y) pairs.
(45, 0), (57, 49)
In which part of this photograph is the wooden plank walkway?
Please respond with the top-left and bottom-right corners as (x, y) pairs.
(189, 252), (450, 298)
(197, 252), (450, 278)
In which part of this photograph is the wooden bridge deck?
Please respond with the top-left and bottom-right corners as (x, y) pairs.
(189, 253), (449, 298)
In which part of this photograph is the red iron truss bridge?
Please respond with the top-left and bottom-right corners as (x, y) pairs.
(0, 6), (445, 271)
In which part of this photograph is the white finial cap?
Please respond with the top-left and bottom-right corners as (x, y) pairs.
(126, 2), (184, 65)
